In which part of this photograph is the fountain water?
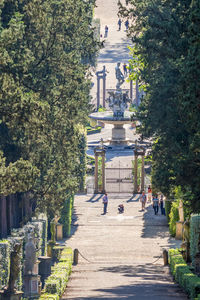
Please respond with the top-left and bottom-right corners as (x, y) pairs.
(90, 62), (137, 145)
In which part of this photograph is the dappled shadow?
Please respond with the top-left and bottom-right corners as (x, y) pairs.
(63, 276), (187, 300)
(98, 264), (172, 281)
(98, 42), (131, 64)
(141, 205), (169, 239)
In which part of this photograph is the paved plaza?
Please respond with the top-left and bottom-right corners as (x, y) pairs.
(62, 194), (187, 300)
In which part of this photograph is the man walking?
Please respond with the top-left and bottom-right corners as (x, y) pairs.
(102, 193), (108, 214)
(118, 19), (122, 31)
(140, 191), (147, 211)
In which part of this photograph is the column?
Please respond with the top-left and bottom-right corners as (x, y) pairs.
(103, 74), (106, 108)
(101, 152), (106, 193)
(141, 154), (145, 192)
(94, 153), (99, 193)
(130, 80), (133, 101)
(97, 76), (100, 110)
(134, 152), (138, 193)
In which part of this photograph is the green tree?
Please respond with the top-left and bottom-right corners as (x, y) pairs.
(0, 0), (99, 216)
(119, 0), (200, 211)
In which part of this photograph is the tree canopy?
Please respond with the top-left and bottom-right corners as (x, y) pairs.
(119, 0), (200, 211)
(0, 0), (99, 215)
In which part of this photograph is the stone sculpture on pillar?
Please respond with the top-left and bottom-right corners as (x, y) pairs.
(0, 243), (23, 299)
(23, 233), (40, 299)
(176, 200), (184, 240)
(181, 219), (190, 262)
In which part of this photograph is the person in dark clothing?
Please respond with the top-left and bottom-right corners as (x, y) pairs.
(104, 25), (108, 38)
(118, 19), (122, 31)
(152, 195), (159, 215)
(102, 193), (108, 214)
(160, 195), (165, 215)
(125, 20), (129, 31)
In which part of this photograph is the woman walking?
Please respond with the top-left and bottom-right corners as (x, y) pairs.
(152, 195), (159, 215)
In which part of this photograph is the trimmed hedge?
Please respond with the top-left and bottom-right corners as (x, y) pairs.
(190, 215), (200, 266)
(60, 194), (74, 238)
(87, 126), (101, 135)
(40, 247), (73, 299)
(169, 200), (179, 236)
(169, 249), (200, 299)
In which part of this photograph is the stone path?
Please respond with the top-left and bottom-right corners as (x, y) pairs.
(62, 194), (187, 299)
(61, 1), (187, 299)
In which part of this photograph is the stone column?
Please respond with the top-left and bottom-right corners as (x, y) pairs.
(141, 154), (145, 192)
(102, 66), (106, 108)
(94, 153), (99, 193)
(176, 200), (184, 240)
(101, 152), (106, 193)
(97, 76), (100, 109)
(134, 152), (138, 193)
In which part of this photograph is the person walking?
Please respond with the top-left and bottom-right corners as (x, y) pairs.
(152, 195), (159, 215)
(102, 193), (108, 214)
(123, 63), (127, 76)
(160, 195), (165, 215)
(118, 19), (122, 31)
(125, 20), (129, 31)
(104, 25), (108, 38)
(140, 191), (147, 211)
(147, 185), (152, 203)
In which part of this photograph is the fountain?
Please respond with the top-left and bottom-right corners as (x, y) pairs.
(90, 62), (137, 145)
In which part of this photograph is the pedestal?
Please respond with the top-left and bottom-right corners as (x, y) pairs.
(111, 125), (126, 144)
(56, 224), (63, 241)
(176, 221), (184, 240)
(23, 274), (40, 299)
(38, 256), (52, 288)
(0, 291), (23, 300)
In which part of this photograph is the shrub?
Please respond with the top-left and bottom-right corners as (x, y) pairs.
(60, 194), (74, 238)
(169, 200), (179, 236)
(40, 247), (73, 299)
(169, 248), (200, 299)
(165, 200), (172, 224)
(39, 294), (59, 300)
(190, 214), (200, 266)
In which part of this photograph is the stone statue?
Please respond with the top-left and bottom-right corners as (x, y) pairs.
(24, 234), (37, 275)
(181, 219), (190, 262)
(178, 200), (184, 223)
(115, 62), (124, 88)
(7, 243), (21, 293)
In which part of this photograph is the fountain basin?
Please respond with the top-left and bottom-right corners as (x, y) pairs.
(89, 111), (137, 145)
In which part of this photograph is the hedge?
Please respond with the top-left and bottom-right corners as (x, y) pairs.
(169, 248), (200, 299)
(169, 200), (179, 236)
(60, 194), (74, 238)
(190, 215), (200, 266)
(40, 247), (73, 299)
(165, 199), (172, 224)
(87, 127), (101, 135)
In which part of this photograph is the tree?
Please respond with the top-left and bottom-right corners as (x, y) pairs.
(119, 0), (200, 211)
(0, 0), (99, 216)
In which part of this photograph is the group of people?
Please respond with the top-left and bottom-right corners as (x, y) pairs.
(118, 19), (129, 31)
(102, 188), (165, 216)
(140, 186), (165, 215)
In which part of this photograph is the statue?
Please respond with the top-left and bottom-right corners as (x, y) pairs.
(115, 62), (125, 88)
(181, 219), (190, 262)
(7, 243), (21, 293)
(24, 234), (37, 275)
